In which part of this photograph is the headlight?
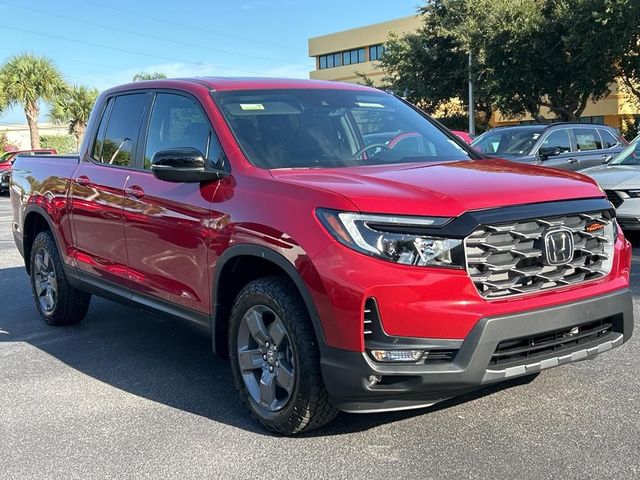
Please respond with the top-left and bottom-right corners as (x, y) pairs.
(316, 209), (463, 268)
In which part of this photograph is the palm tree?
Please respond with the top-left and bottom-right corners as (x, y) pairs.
(133, 72), (167, 81)
(49, 85), (100, 150)
(0, 54), (67, 149)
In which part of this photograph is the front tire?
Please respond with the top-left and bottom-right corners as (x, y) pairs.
(30, 231), (91, 326)
(229, 276), (338, 435)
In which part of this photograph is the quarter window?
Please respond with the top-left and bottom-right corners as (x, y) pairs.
(540, 129), (572, 153)
(93, 94), (147, 167)
(144, 93), (216, 170)
(598, 129), (618, 149)
(573, 128), (603, 151)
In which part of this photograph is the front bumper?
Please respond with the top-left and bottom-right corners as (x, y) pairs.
(321, 289), (633, 412)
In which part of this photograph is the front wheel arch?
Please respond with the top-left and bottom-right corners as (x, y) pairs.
(212, 245), (326, 357)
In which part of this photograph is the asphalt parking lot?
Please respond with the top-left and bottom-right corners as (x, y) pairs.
(0, 195), (639, 480)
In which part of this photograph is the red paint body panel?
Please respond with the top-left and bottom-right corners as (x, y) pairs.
(307, 231), (630, 351)
(10, 78), (632, 356)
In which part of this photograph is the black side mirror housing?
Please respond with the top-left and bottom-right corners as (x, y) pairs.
(538, 146), (562, 160)
(151, 147), (228, 183)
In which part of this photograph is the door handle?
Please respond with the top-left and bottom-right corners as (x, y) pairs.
(567, 158), (579, 164)
(125, 185), (145, 199)
(75, 175), (90, 186)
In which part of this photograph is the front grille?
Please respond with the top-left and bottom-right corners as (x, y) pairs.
(605, 190), (623, 208)
(465, 211), (614, 298)
(489, 317), (618, 368)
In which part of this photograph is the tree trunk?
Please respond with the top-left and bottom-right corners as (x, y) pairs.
(25, 102), (40, 150)
(72, 122), (85, 151)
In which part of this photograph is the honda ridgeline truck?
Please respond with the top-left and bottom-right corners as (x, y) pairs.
(10, 78), (633, 434)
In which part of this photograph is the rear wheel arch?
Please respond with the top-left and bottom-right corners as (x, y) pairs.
(212, 245), (325, 357)
(22, 207), (62, 275)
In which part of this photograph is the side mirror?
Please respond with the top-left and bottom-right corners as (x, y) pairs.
(151, 148), (228, 183)
(538, 146), (562, 160)
(602, 154), (613, 164)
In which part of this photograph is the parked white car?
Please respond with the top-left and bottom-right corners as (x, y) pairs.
(582, 135), (640, 229)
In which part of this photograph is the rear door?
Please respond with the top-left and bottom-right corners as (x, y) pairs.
(571, 127), (607, 169)
(123, 91), (222, 318)
(70, 92), (149, 287)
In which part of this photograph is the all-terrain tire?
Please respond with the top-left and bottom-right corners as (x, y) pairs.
(229, 275), (338, 435)
(29, 230), (91, 326)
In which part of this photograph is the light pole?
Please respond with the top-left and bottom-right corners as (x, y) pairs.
(468, 53), (476, 135)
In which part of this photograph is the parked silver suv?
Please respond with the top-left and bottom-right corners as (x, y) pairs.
(471, 123), (627, 170)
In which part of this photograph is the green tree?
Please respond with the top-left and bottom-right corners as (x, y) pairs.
(49, 85), (99, 149)
(616, 3), (640, 104)
(0, 54), (67, 149)
(437, 0), (637, 122)
(378, 6), (494, 128)
(133, 71), (167, 81)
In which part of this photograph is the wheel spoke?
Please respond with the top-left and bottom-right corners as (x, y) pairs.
(34, 277), (45, 296)
(34, 253), (44, 273)
(276, 362), (294, 394)
(246, 310), (269, 346)
(259, 370), (276, 408)
(49, 275), (57, 293)
(44, 289), (55, 310)
(238, 348), (264, 372)
(268, 317), (287, 348)
(42, 250), (51, 271)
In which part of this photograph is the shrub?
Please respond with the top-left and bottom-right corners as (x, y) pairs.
(40, 134), (77, 153)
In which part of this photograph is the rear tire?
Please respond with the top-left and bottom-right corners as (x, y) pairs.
(229, 276), (338, 435)
(29, 231), (91, 326)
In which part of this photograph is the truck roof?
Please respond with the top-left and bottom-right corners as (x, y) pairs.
(103, 77), (377, 95)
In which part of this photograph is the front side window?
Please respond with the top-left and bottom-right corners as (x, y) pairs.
(93, 93), (147, 167)
(144, 93), (213, 169)
(574, 128), (602, 151)
(540, 129), (572, 153)
(214, 89), (470, 169)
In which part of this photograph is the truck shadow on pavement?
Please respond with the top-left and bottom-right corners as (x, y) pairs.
(0, 265), (553, 437)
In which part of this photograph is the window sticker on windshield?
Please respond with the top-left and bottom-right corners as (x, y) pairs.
(355, 102), (385, 108)
(240, 103), (265, 111)
(532, 133), (540, 139)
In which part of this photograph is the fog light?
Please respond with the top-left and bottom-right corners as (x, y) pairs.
(370, 349), (425, 362)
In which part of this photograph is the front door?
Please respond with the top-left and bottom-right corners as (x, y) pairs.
(123, 92), (222, 316)
(70, 93), (148, 286)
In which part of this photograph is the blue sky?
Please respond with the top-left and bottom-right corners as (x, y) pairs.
(0, 0), (419, 124)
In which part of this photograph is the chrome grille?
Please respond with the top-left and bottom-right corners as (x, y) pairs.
(465, 211), (614, 299)
(605, 190), (623, 208)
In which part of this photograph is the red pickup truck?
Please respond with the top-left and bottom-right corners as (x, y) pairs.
(10, 78), (633, 434)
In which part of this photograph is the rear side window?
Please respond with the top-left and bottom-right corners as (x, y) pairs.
(93, 93), (147, 167)
(573, 128), (602, 151)
(144, 93), (215, 169)
(540, 129), (572, 153)
(598, 129), (619, 149)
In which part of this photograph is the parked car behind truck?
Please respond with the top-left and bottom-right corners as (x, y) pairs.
(471, 123), (626, 170)
(10, 78), (634, 434)
(0, 149), (57, 194)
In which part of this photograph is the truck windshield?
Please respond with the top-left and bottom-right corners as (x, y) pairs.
(213, 89), (471, 169)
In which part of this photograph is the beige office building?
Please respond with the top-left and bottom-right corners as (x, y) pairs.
(308, 16), (422, 86)
(308, 16), (640, 129)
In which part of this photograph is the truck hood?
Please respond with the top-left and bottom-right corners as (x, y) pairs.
(579, 164), (640, 189)
(270, 159), (604, 217)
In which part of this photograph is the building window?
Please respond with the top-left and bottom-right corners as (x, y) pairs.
(579, 115), (605, 125)
(369, 44), (385, 61)
(319, 47), (367, 69)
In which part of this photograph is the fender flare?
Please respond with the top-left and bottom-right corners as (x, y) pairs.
(211, 244), (326, 353)
(22, 204), (68, 274)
